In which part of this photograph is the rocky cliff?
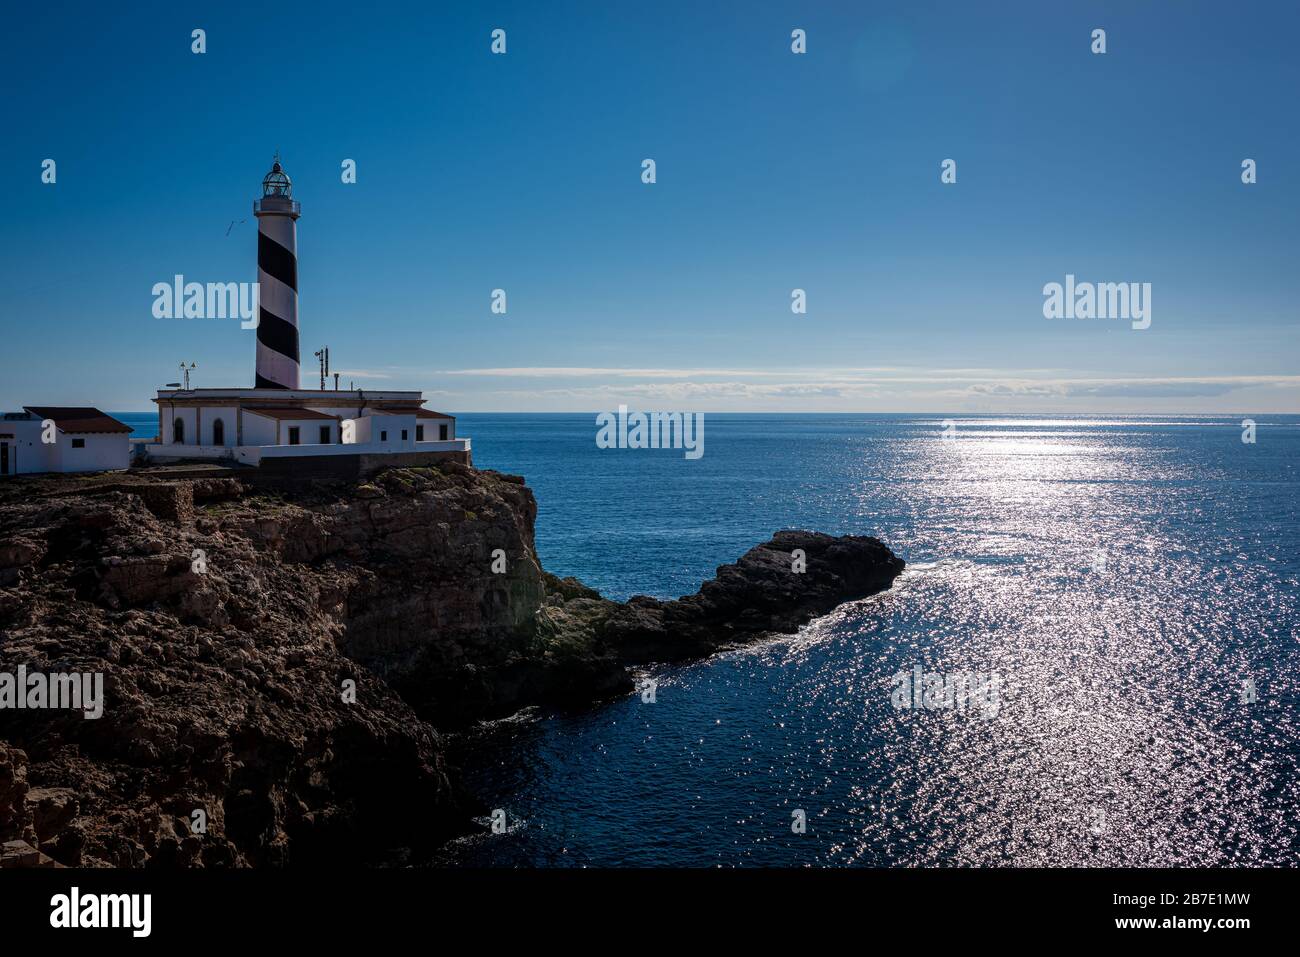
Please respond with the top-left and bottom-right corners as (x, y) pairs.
(0, 464), (903, 867)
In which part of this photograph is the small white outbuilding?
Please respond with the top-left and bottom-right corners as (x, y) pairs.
(0, 407), (132, 476)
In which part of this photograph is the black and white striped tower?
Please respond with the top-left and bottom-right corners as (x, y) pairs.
(253, 155), (301, 389)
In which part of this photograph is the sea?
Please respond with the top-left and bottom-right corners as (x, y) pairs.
(118, 412), (1300, 866)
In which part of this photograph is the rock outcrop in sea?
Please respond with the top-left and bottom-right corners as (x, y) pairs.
(0, 464), (903, 867)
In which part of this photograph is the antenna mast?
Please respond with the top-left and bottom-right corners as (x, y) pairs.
(313, 347), (330, 390)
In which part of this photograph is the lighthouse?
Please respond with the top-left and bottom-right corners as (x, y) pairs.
(138, 153), (471, 475)
(253, 156), (301, 389)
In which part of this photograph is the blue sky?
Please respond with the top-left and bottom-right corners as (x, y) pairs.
(2, 0), (1297, 412)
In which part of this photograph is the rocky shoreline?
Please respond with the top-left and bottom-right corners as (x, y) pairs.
(0, 464), (903, 867)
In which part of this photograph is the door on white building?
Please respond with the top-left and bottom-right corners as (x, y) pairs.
(0, 441), (9, 476)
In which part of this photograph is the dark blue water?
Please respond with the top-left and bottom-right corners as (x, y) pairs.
(125, 411), (1300, 865)
(114, 412), (161, 443)
(445, 413), (1300, 866)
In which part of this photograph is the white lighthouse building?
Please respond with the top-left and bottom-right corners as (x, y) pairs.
(141, 157), (470, 476)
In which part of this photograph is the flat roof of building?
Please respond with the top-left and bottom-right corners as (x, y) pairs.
(153, 388), (424, 402)
(22, 406), (133, 434)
